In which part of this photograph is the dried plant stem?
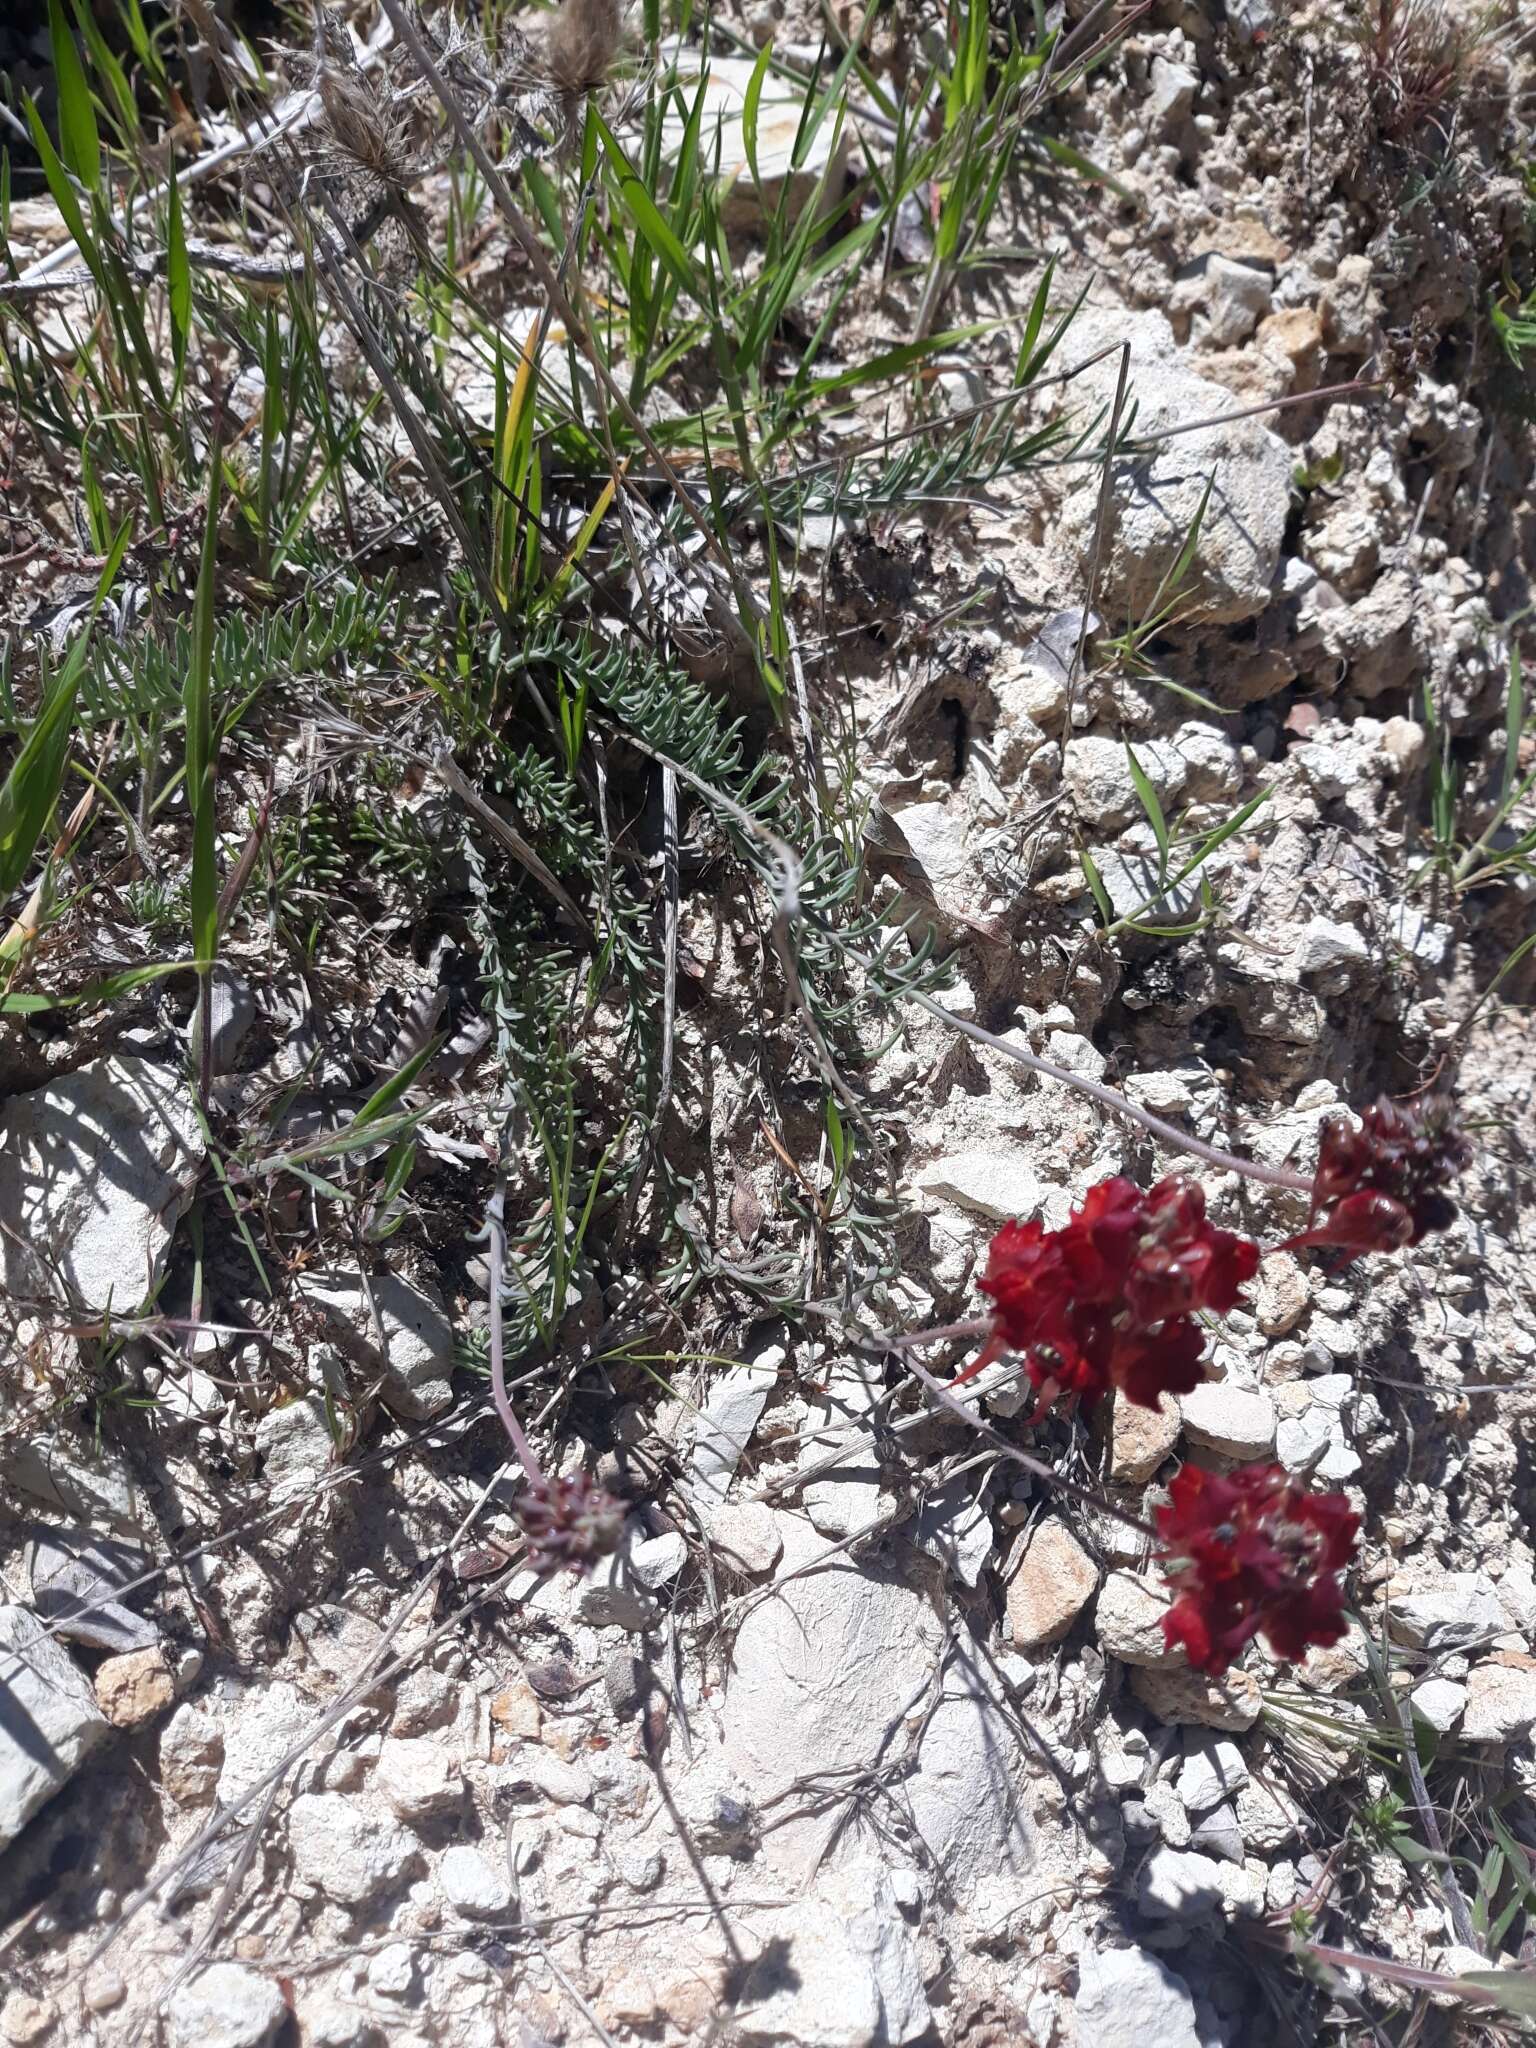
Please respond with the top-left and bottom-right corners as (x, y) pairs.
(1366, 1630), (1482, 1953)
(1124, 377), (1381, 450)
(614, 729), (1317, 1196)
(81, 1471), (526, 1974)
(1064, 342), (1130, 740)
(0, 199), (397, 304)
(903, 1354), (1158, 1542)
(1247, 1930), (1508, 2010)
(887, 978), (1316, 1194)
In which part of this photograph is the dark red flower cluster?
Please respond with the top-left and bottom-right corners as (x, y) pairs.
(1157, 1461), (1359, 1677)
(969, 1176), (1260, 1410)
(1281, 1095), (1471, 1264)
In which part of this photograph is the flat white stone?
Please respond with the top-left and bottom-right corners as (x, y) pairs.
(1410, 1678), (1467, 1734)
(167, 1965), (285, 2048)
(1179, 1384), (1276, 1460)
(0, 1605), (109, 1850)
(439, 1843), (516, 1919)
(1076, 1947), (1200, 2048)
(0, 1056), (202, 1314)
(658, 55), (847, 234)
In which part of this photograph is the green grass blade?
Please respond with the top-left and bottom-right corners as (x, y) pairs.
(1170, 784), (1272, 887)
(742, 39), (774, 187)
(0, 520), (129, 908)
(351, 1034), (446, 1134)
(24, 99), (104, 292)
(806, 321), (994, 397)
(1501, 647), (1524, 809)
(1013, 259), (1055, 383)
(1125, 744), (1169, 875)
(1454, 1972), (1536, 2022)
(1020, 275), (1088, 387)
(0, 959), (187, 1015)
(166, 165), (191, 381)
(184, 462), (223, 970)
(49, 0), (100, 190)
(0, 662), (84, 909)
(70, 0), (136, 145)
(1078, 844), (1114, 926)
(595, 113), (702, 299)
(1147, 474), (1214, 624)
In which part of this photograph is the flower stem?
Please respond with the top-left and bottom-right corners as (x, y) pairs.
(897, 983), (1316, 1194)
(885, 1316), (993, 1348)
(903, 1354), (1160, 1542)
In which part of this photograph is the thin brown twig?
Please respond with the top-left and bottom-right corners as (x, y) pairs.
(435, 749), (596, 942)
(1122, 378), (1381, 450)
(14, 20), (396, 287)
(903, 1353), (1158, 1541)
(1370, 1638), (1482, 1953)
(861, 964), (1316, 1194)
(1063, 341), (1130, 744)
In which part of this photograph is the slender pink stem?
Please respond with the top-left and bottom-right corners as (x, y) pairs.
(900, 985), (1316, 1193)
(886, 1316), (992, 1348)
(903, 1355), (1160, 1541)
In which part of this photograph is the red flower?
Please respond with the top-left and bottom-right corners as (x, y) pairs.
(1156, 1462), (1359, 1676)
(1281, 1095), (1469, 1265)
(969, 1176), (1259, 1411)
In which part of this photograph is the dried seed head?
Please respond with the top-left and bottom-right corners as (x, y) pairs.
(515, 1470), (623, 1576)
(543, 0), (624, 96)
(312, 16), (417, 193)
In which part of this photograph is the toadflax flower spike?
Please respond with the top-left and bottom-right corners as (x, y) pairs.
(1281, 1095), (1471, 1265)
(965, 1176), (1260, 1412)
(1156, 1461), (1359, 1678)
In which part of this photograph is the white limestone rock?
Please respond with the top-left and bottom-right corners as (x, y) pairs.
(286, 1791), (422, 1907)
(683, 1365), (773, 1507)
(1178, 1383), (1276, 1461)
(167, 1965), (285, 2048)
(1075, 1946), (1200, 2048)
(1051, 309), (1292, 624)
(375, 1735), (462, 1826)
(1462, 1663), (1536, 1745)
(300, 1269), (456, 1421)
(0, 1605), (108, 1851)
(439, 1844), (516, 1920)
(1175, 1734), (1249, 1815)
(1094, 1571), (1178, 1667)
(1410, 1678), (1467, 1735)
(706, 1501), (784, 1576)
(0, 1056), (202, 1314)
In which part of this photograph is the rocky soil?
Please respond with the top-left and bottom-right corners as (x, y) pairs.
(2, 0), (1536, 2045)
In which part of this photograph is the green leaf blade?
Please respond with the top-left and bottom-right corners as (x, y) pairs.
(48, 0), (100, 190)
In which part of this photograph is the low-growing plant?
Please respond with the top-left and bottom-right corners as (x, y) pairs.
(898, 1089), (1472, 1676)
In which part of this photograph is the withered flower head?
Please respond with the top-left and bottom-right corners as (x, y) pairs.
(308, 10), (418, 194)
(543, 0), (625, 97)
(515, 1470), (623, 1576)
